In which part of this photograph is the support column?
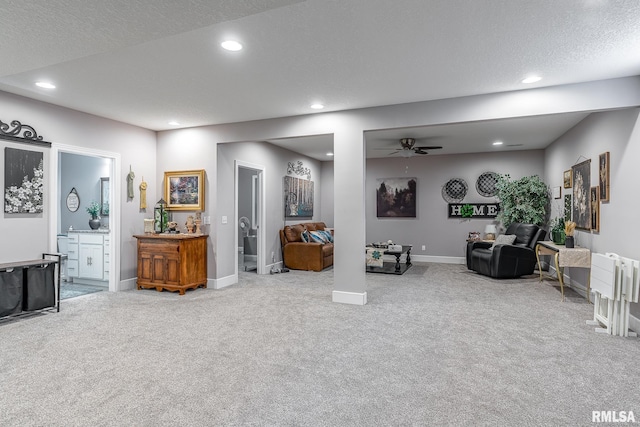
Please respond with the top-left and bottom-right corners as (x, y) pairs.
(332, 128), (367, 305)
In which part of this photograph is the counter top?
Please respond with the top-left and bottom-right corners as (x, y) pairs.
(67, 229), (110, 234)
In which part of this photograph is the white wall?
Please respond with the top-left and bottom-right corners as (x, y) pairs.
(217, 141), (323, 279)
(367, 150), (545, 258)
(0, 91), (156, 282)
(157, 77), (640, 302)
(545, 108), (640, 316)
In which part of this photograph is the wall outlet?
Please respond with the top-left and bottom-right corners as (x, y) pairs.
(203, 216), (211, 225)
(421, 245), (426, 251)
(221, 216), (227, 224)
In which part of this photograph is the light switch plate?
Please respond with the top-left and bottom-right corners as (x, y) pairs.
(221, 216), (228, 224)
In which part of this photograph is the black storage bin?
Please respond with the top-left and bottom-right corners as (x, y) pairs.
(24, 263), (55, 311)
(1, 267), (24, 317)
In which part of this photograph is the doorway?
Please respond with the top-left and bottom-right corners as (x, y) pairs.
(235, 161), (266, 275)
(49, 144), (121, 293)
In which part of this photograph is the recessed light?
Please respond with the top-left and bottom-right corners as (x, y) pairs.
(221, 40), (243, 51)
(168, 121), (180, 126)
(493, 141), (503, 146)
(522, 75), (542, 84)
(35, 81), (56, 89)
(326, 152), (334, 156)
(310, 103), (324, 110)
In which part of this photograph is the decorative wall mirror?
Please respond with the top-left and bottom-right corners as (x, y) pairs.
(66, 187), (80, 212)
(100, 177), (110, 216)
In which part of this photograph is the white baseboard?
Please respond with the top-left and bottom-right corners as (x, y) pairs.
(629, 314), (640, 334)
(119, 277), (137, 291)
(332, 290), (367, 305)
(213, 274), (236, 289)
(407, 255), (465, 264)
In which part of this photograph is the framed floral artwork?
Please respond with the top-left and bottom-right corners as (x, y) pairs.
(599, 152), (610, 202)
(164, 169), (205, 211)
(572, 159), (591, 230)
(4, 148), (44, 214)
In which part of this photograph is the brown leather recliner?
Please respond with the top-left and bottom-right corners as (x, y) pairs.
(279, 222), (333, 271)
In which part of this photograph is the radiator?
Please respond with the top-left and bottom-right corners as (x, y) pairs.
(588, 253), (639, 338)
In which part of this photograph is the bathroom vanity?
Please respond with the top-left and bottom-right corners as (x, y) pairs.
(67, 230), (110, 285)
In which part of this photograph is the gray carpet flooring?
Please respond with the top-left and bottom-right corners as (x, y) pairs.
(1, 263), (638, 426)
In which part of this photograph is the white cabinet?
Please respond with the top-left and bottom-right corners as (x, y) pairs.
(67, 232), (109, 285)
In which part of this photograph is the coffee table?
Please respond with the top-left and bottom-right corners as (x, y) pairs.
(365, 245), (412, 275)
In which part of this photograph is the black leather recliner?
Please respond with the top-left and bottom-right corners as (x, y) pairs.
(468, 223), (546, 279)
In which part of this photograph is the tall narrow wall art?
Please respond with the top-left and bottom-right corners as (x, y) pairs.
(572, 159), (591, 230)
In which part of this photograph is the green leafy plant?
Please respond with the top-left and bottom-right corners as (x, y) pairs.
(495, 174), (549, 227)
(461, 204), (474, 218)
(86, 201), (100, 219)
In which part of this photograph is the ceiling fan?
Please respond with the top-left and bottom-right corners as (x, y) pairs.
(377, 138), (443, 157)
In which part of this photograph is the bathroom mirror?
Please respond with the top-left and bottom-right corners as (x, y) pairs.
(100, 177), (110, 216)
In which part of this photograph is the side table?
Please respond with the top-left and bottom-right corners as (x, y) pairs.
(535, 241), (591, 302)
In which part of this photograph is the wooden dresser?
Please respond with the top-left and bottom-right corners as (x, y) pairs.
(133, 234), (208, 295)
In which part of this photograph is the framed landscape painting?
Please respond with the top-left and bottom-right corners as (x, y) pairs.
(164, 169), (205, 211)
(572, 159), (591, 230)
(284, 175), (314, 218)
(376, 177), (417, 218)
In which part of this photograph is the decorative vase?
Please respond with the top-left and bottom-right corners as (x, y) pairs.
(89, 218), (101, 230)
(565, 236), (574, 248)
(552, 230), (566, 245)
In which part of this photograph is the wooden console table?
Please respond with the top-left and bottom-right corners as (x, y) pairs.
(134, 234), (208, 295)
(535, 241), (591, 302)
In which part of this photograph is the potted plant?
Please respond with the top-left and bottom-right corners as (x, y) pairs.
(86, 201), (101, 230)
(550, 217), (566, 244)
(495, 174), (550, 227)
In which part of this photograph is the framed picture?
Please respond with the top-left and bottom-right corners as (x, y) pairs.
(563, 170), (572, 188)
(164, 169), (205, 211)
(552, 186), (561, 199)
(590, 186), (600, 232)
(599, 152), (610, 202)
(284, 175), (314, 217)
(572, 159), (591, 230)
(4, 148), (44, 214)
(564, 194), (572, 222)
(100, 177), (110, 216)
(376, 177), (417, 218)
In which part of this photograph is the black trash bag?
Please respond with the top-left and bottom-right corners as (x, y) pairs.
(0, 268), (23, 317)
(25, 263), (55, 311)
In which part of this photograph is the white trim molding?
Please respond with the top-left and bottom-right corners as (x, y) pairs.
(332, 290), (367, 305)
(213, 275), (236, 290)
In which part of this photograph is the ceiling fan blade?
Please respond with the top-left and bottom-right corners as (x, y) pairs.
(414, 145), (443, 150)
(414, 149), (428, 155)
(388, 150), (401, 155)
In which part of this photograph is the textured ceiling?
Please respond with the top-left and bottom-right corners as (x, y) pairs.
(1, 0), (639, 158)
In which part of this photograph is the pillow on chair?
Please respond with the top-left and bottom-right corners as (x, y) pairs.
(491, 234), (516, 249)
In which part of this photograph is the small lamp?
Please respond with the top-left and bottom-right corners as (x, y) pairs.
(154, 198), (167, 233)
(484, 224), (497, 241)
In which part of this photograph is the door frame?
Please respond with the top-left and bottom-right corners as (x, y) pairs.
(235, 160), (266, 275)
(49, 143), (121, 292)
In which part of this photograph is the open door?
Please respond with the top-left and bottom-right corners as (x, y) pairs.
(235, 161), (266, 275)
